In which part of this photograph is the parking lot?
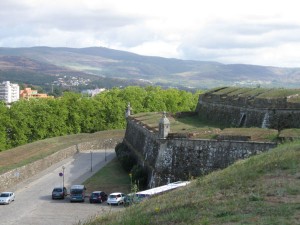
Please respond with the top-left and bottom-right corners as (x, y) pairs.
(0, 150), (124, 225)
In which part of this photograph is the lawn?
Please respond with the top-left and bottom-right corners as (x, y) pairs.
(83, 157), (131, 195)
(130, 112), (280, 141)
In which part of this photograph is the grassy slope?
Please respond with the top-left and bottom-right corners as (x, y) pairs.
(0, 130), (125, 175)
(83, 157), (131, 195)
(85, 141), (300, 225)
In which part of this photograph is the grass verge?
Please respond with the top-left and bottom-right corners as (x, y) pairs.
(83, 157), (131, 195)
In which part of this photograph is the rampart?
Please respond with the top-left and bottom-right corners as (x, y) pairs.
(123, 118), (277, 187)
(196, 87), (300, 129)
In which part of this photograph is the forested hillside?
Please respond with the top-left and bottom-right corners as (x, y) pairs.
(0, 86), (201, 151)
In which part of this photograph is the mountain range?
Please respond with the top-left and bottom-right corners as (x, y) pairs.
(0, 46), (300, 91)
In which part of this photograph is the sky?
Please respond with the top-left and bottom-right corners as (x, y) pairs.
(1, 0), (300, 68)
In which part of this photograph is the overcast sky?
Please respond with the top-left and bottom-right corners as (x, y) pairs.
(1, 0), (300, 67)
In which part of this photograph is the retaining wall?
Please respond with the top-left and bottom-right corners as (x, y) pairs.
(0, 137), (122, 192)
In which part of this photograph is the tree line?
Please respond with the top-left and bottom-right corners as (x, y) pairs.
(0, 86), (202, 151)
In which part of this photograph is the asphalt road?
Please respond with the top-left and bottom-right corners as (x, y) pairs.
(0, 150), (124, 225)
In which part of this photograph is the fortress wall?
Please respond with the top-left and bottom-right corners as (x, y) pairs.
(124, 118), (159, 169)
(124, 119), (277, 187)
(199, 91), (300, 109)
(152, 138), (276, 186)
(197, 99), (300, 129)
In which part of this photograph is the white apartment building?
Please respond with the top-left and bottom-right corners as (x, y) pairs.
(0, 81), (20, 104)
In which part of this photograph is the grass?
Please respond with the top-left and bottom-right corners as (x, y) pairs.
(0, 130), (125, 175)
(131, 112), (281, 141)
(83, 157), (131, 195)
(206, 87), (300, 103)
(84, 140), (300, 225)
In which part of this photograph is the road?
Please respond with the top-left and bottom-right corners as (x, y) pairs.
(0, 150), (123, 225)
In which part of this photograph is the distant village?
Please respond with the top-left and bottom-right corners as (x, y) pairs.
(52, 75), (91, 87)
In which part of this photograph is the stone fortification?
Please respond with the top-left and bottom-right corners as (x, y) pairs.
(196, 87), (300, 129)
(123, 117), (276, 188)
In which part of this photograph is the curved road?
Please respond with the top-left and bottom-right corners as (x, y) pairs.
(0, 150), (123, 225)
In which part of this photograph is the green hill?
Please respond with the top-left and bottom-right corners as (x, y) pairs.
(85, 141), (300, 225)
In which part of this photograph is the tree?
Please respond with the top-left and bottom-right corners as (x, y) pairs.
(0, 102), (10, 151)
(8, 100), (34, 147)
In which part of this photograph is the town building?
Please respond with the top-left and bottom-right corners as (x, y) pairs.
(20, 87), (53, 100)
(0, 81), (20, 104)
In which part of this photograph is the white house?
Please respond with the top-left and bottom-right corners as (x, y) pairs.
(0, 81), (20, 104)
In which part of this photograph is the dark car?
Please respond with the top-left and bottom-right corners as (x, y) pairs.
(52, 187), (67, 199)
(89, 191), (108, 203)
(124, 193), (150, 207)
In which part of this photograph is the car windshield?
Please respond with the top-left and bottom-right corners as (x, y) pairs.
(53, 188), (62, 192)
(71, 189), (83, 194)
(91, 193), (99, 197)
(0, 193), (9, 197)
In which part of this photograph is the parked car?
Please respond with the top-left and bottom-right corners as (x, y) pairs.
(0, 192), (15, 205)
(70, 185), (86, 202)
(124, 193), (150, 207)
(89, 191), (108, 203)
(52, 187), (67, 199)
(107, 192), (125, 205)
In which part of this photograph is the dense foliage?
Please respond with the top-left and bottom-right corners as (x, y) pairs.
(0, 86), (201, 151)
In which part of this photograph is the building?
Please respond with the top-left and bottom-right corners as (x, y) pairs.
(0, 81), (20, 104)
(20, 88), (53, 100)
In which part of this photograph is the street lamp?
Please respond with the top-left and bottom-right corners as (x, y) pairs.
(90, 151), (93, 172)
(62, 166), (65, 188)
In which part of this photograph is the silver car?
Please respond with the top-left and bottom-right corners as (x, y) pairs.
(52, 187), (67, 199)
(107, 192), (125, 205)
(0, 192), (15, 205)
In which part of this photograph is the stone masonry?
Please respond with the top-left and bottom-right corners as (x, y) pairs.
(123, 117), (277, 188)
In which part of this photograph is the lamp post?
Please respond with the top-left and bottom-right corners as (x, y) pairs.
(62, 166), (65, 188)
(90, 151), (93, 172)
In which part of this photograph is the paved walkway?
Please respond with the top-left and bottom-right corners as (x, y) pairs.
(0, 149), (124, 225)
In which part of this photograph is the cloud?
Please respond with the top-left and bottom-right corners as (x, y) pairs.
(1, 0), (300, 67)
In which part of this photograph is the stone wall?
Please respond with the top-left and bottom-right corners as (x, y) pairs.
(197, 101), (300, 129)
(123, 118), (277, 188)
(0, 137), (122, 192)
(0, 146), (77, 192)
(196, 88), (300, 129)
